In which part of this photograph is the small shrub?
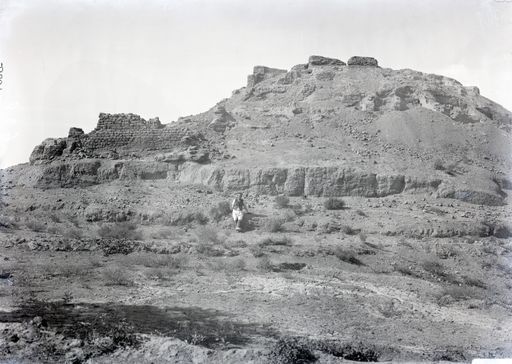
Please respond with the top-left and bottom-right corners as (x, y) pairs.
(24, 219), (46, 232)
(463, 276), (486, 289)
(324, 197), (345, 210)
(230, 257), (247, 271)
(209, 201), (232, 222)
(103, 267), (134, 286)
(148, 227), (177, 240)
(145, 267), (167, 280)
(260, 236), (293, 247)
(421, 259), (447, 278)
(438, 286), (482, 303)
(68, 216), (80, 227)
(0, 215), (18, 229)
(268, 337), (317, 364)
(161, 211), (208, 226)
(341, 225), (357, 235)
(97, 222), (142, 240)
(209, 257), (246, 272)
(49, 213), (61, 223)
(126, 253), (188, 269)
(334, 247), (364, 266)
(433, 159), (445, 170)
(196, 242), (225, 257)
(280, 209), (297, 222)
(57, 263), (90, 277)
(274, 195), (290, 209)
(257, 256), (275, 272)
(89, 257), (103, 268)
(189, 332), (207, 346)
(394, 264), (421, 278)
(194, 226), (221, 244)
(250, 245), (265, 258)
(355, 209), (367, 217)
(275, 262), (306, 271)
(263, 217), (285, 233)
(62, 227), (83, 240)
(47, 226), (59, 234)
(62, 291), (73, 304)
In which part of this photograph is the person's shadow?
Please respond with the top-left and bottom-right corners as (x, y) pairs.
(241, 212), (266, 232)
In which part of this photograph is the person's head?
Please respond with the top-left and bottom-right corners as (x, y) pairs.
(236, 192), (243, 200)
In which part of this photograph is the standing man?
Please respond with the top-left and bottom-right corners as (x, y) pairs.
(231, 192), (248, 232)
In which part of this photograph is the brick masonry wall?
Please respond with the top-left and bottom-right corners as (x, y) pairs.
(83, 113), (191, 151)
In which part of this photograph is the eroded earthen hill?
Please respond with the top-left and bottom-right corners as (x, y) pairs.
(7, 55), (512, 206)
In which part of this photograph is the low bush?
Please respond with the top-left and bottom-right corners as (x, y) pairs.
(0, 215), (18, 229)
(433, 159), (445, 170)
(209, 201), (232, 222)
(257, 256), (275, 272)
(194, 226), (221, 244)
(103, 267), (134, 286)
(421, 259), (447, 278)
(263, 217), (285, 233)
(334, 248), (364, 266)
(24, 219), (46, 232)
(209, 257), (247, 272)
(148, 227), (177, 240)
(250, 245), (265, 258)
(341, 225), (357, 235)
(462, 276), (486, 288)
(230, 257), (247, 271)
(438, 285), (482, 304)
(126, 253), (188, 269)
(394, 264), (421, 278)
(274, 195), (290, 209)
(97, 222), (142, 240)
(355, 209), (367, 217)
(324, 197), (345, 210)
(268, 337), (317, 364)
(145, 268), (168, 280)
(62, 227), (83, 240)
(260, 236), (293, 247)
(161, 210), (208, 226)
(58, 262), (92, 277)
(280, 209), (297, 222)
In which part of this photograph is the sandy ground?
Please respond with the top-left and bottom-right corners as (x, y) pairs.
(0, 180), (512, 363)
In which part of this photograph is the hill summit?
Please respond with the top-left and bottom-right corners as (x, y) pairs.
(8, 55), (512, 206)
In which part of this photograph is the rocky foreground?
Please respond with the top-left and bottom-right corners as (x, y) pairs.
(0, 56), (511, 363)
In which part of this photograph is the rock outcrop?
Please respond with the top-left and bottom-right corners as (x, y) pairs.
(247, 66), (287, 88)
(308, 55), (346, 66)
(29, 138), (68, 164)
(347, 56), (379, 66)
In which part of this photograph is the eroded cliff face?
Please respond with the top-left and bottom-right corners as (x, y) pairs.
(16, 55), (512, 206)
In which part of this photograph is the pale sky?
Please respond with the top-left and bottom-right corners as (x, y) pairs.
(0, 0), (511, 168)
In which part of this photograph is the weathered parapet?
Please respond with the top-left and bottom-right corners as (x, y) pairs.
(30, 113), (205, 164)
(85, 113), (206, 154)
(85, 113), (183, 151)
(82, 127), (189, 151)
(247, 66), (287, 88)
(94, 113), (163, 130)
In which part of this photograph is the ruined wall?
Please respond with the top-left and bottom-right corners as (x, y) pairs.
(83, 113), (198, 152)
(29, 113), (204, 163)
